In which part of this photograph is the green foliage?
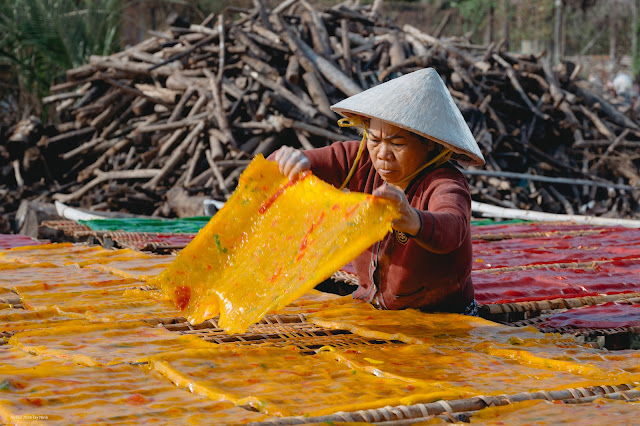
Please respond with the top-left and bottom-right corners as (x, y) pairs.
(0, 0), (123, 115)
(451, 0), (496, 35)
(451, 0), (495, 21)
(505, 0), (555, 48)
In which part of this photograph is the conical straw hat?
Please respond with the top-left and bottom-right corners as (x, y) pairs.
(330, 68), (485, 167)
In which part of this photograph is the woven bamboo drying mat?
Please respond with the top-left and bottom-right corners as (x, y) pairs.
(39, 220), (96, 241)
(479, 292), (640, 318)
(100, 231), (195, 252)
(507, 315), (640, 337)
(247, 383), (639, 425)
(501, 298), (640, 350)
(472, 228), (607, 242)
(148, 313), (404, 355)
(38, 220), (195, 252)
(472, 258), (628, 274)
(331, 269), (359, 286)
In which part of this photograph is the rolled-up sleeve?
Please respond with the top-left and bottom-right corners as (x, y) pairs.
(268, 140), (361, 188)
(413, 169), (471, 254)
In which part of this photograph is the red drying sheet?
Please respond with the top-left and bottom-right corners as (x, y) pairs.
(540, 302), (640, 329)
(473, 258), (640, 305)
(472, 228), (640, 270)
(0, 234), (46, 250)
(472, 222), (624, 236)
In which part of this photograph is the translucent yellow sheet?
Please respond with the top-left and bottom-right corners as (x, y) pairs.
(490, 345), (640, 377)
(0, 308), (83, 332)
(9, 320), (214, 366)
(470, 399), (640, 424)
(308, 305), (640, 393)
(19, 286), (183, 322)
(307, 300), (562, 346)
(271, 289), (357, 315)
(11, 269), (136, 296)
(150, 155), (399, 333)
(0, 262), (59, 287)
(149, 346), (468, 417)
(0, 243), (104, 265)
(0, 346), (68, 369)
(0, 244), (169, 272)
(326, 344), (634, 395)
(0, 361), (270, 425)
(85, 255), (175, 281)
(0, 243), (150, 268)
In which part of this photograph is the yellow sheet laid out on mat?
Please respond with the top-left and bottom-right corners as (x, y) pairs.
(0, 361), (270, 425)
(9, 320), (215, 366)
(149, 155), (399, 333)
(149, 346), (469, 417)
(470, 399), (640, 425)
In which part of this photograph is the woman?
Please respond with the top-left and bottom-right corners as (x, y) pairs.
(272, 68), (485, 315)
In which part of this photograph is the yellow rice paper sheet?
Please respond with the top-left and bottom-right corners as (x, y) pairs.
(307, 300), (565, 347)
(325, 343), (635, 395)
(149, 346), (468, 417)
(0, 345), (70, 369)
(84, 254), (175, 281)
(308, 305), (640, 391)
(0, 243), (149, 267)
(0, 361), (270, 425)
(9, 320), (215, 366)
(0, 309), (83, 333)
(150, 155), (399, 333)
(470, 399), (640, 425)
(10, 268), (136, 296)
(271, 289), (358, 315)
(19, 285), (183, 322)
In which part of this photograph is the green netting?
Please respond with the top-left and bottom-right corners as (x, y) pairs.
(80, 216), (522, 234)
(79, 217), (210, 234)
(471, 218), (530, 226)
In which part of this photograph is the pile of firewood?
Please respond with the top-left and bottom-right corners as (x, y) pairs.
(2, 0), (640, 223)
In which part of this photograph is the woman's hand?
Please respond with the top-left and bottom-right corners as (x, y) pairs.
(273, 146), (311, 180)
(373, 184), (421, 236)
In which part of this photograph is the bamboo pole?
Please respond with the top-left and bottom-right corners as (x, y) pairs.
(480, 291), (640, 315)
(247, 383), (636, 425)
(472, 201), (640, 228)
(461, 170), (638, 192)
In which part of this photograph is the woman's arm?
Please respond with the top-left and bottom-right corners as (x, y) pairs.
(269, 141), (362, 188)
(372, 184), (421, 236)
(374, 170), (471, 254)
(413, 173), (471, 253)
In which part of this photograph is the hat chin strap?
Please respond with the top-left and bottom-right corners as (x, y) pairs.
(337, 117), (452, 189)
(337, 117), (368, 190)
(397, 147), (453, 185)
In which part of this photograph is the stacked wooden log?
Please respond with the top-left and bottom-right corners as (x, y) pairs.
(2, 0), (640, 221)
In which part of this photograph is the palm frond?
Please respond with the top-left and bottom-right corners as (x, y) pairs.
(0, 0), (124, 115)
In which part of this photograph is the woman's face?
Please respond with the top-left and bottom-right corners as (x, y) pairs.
(367, 118), (434, 188)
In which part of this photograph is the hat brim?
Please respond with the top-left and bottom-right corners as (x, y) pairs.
(333, 109), (484, 167)
(330, 68), (486, 167)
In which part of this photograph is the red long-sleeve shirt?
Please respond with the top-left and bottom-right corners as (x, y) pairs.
(271, 140), (474, 312)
